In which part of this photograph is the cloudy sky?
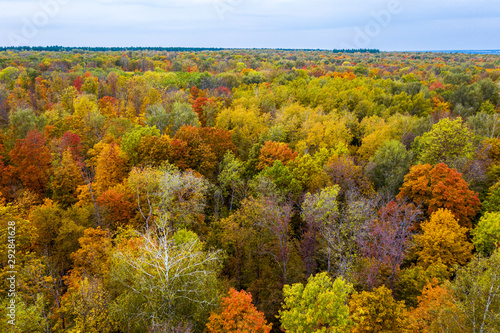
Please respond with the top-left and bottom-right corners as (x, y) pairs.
(0, 0), (499, 51)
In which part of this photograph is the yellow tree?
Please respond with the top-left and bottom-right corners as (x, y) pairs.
(94, 142), (129, 194)
(349, 285), (415, 333)
(49, 150), (84, 208)
(414, 209), (473, 269)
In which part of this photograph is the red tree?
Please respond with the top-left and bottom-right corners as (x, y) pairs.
(398, 163), (481, 228)
(9, 130), (52, 195)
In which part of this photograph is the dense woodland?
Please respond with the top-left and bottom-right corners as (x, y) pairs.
(0, 48), (499, 332)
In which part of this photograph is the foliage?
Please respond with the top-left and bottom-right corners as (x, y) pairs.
(349, 285), (414, 333)
(111, 228), (222, 332)
(414, 117), (475, 169)
(472, 211), (500, 256)
(398, 163), (481, 228)
(414, 209), (473, 268)
(279, 272), (353, 333)
(206, 288), (271, 333)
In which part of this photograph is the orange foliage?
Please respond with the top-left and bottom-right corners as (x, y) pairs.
(397, 163), (480, 228)
(9, 130), (52, 196)
(97, 184), (137, 229)
(257, 141), (298, 170)
(98, 96), (121, 118)
(206, 288), (272, 333)
(137, 135), (171, 167)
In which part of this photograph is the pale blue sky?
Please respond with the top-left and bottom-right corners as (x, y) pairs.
(0, 0), (499, 50)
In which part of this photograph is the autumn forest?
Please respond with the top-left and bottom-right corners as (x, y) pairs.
(0, 48), (500, 332)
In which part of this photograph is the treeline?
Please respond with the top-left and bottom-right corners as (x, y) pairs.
(0, 49), (499, 332)
(0, 46), (379, 53)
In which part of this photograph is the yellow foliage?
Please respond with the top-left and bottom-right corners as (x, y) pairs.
(414, 209), (473, 268)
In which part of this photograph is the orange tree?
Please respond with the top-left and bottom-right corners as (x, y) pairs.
(207, 288), (271, 333)
(397, 163), (480, 228)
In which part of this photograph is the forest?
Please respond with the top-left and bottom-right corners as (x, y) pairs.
(0, 48), (499, 332)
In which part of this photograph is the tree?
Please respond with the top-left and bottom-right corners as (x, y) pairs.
(94, 142), (129, 194)
(324, 155), (373, 198)
(301, 186), (340, 277)
(155, 165), (210, 231)
(121, 125), (160, 166)
(218, 151), (246, 211)
(206, 288), (272, 333)
(136, 135), (171, 167)
(279, 272), (353, 333)
(483, 181), (500, 213)
(358, 200), (422, 290)
(145, 104), (170, 135)
(257, 141), (297, 171)
(472, 212), (500, 256)
(448, 250), (500, 333)
(97, 183), (137, 229)
(173, 125), (218, 178)
(368, 140), (411, 195)
(414, 209), (473, 269)
(413, 117), (474, 170)
(248, 179), (294, 286)
(111, 228), (222, 332)
(395, 263), (449, 309)
(349, 285), (414, 333)
(9, 129), (51, 196)
(410, 280), (458, 333)
(398, 163), (481, 228)
(49, 150), (84, 208)
(61, 227), (115, 333)
(167, 101), (200, 136)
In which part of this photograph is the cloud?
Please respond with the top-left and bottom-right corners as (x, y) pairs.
(0, 0), (499, 49)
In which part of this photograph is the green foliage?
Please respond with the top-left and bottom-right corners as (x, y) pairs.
(413, 117), (475, 169)
(168, 101), (200, 136)
(472, 212), (500, 256)
(395, 263), (449, 308)
(448, 250), (500, 332)
(9, 108), (45, 140)
(110, 228), (222, 332)
(368, 140), (411, 195)
(121, 125), (160, 165)
(279, 272), (353, 333)
(144, 104), (169, 135)
(483, 181), (500, 213)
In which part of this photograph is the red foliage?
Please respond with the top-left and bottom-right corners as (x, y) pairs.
(397, 163), (481, 228)
(9, 130), (52, 196)
(73, 76), (83, 92)
(59, 131), (83, 162)
(97, 187), (136, 228)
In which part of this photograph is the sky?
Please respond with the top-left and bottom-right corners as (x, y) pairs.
(0, 0), (499, 51)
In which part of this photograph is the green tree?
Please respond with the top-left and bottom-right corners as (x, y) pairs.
(368, 140), (411, 195)
(448, 250), (500, 332)
(111, 228), (222, 332)
(121, 125), (160, 166)
(472, 212), (500, 256)
(413, 117), (474, 170)
(168, 101), (200, 136)
(145, 104), (170, 135)
(279, 272), (353, 333)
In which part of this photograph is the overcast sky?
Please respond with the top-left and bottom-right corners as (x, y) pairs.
(0, 0), (498, 51)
